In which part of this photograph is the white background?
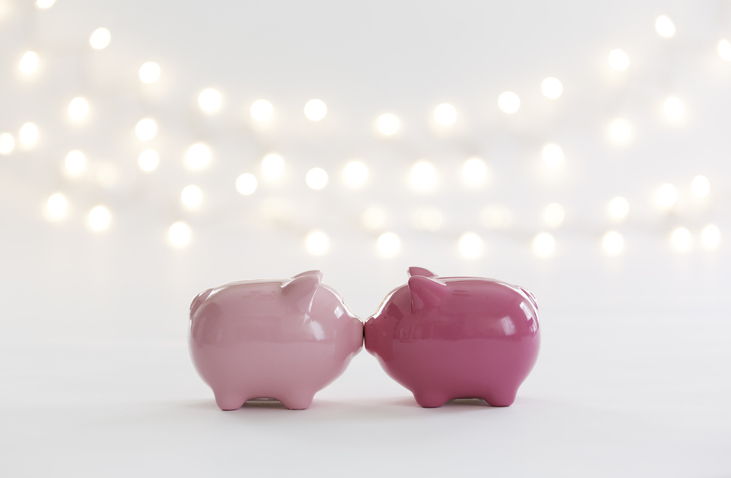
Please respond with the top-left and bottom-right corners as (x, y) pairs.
(1, 1), (730, 476)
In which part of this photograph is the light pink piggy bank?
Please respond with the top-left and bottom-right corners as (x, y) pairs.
(365, 267), (540, 408)
(189, 271), (363, 410)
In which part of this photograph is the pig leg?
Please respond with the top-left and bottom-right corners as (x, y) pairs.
(279, 390), (315, 410)
(482, 387), (517, 407)
(213, 389), (247, 411)
(413, 390), (449, 408)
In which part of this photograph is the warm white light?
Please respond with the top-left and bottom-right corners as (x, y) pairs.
(18, 50), (40, 77)
(497, 91), (520, 114)
(180, 184), (204, 211)
(305, 167), (329, 190)
(260, 152), (286, 182)
(542, 203), (566, 228)
(407, 160), (439, 193)
(601, 230), (625, 256)
(669, 227), (693, 253)
(607, 48), (630, 72)
(197, 88), (223, 115)
(341, 160), (369, 189)
(63, 150), (88, 178)
(235, 173), (258, 195)
(376, 232), (401, 258)
(44, 192), (69, 221)
(35, 0), (56, 9)
(94, 162), (119, 189)
(481, 205), (513, 230)
(606, 196), (630, 222)
(137, 149), (160, 173)
(138, 61), (161, 84)
(661, 96), (685, 123)
(655, 14), (676, 39)
(460, 157), (489, 188)
(304, 99), (327, 122)
(250, 99), (274, 124)
(67, 96), (90, 123)
(541, 143), (565, 169)
(374, 113), (401, 136)
(653, 183), (679, 210)
(86, 205), (112, 232)
(718, 39), (731, 61)
(432, 103), (457, 127)
(410, 208), (444, 231)
(532, 232), (556, 258)
(183, 142), (213, 171)
(361, 206), (388, 231)
(304, 229), (331, 256)
(690, 175), (711, 200)
(606, 117), (634, 146)
(167, 221), (192, 249)
(457, 232), (484, 259)
(134, 117), (158, 142)
(89, 27), (111, 50)
(700, 224), (722, 251)
(0, 132), (15, 155)
(18, 122), (40, 149)
(541, 77), (563, 100)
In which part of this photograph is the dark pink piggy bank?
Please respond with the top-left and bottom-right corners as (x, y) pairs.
(365, 267), (540, 407)
(189, 271), (363, 410)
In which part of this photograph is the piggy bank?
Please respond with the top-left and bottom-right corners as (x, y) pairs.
(365, 267), (540, 407)
(189, 271), (363, 410)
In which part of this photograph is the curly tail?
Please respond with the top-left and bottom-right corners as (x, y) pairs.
(190, 288), (213, 319)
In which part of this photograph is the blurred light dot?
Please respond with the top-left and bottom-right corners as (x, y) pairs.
(457, 232), (484, 259)
(541, 77), (563, 100)
(460, 157), (489, 188)
(432, 103), (457, 127)
(607, 48), (630, 71)
(304, 99), (327, 122)
(407, 160), (439, 193)
(542, 203), (566, 228)
(341, 160), (369, 189)
(601, 230), (625, 256)
(410, 207), (444, 232)
(0, 132), (15, 155)
(197, 88), (223, 115)
(167, 221), (192, 249)
(44, 192), (69, 221)
(305, 167), (329, 190)
(18, 50), (40, 77)
(63, 149), (88, 178)
(541, 143), (565, 169)
(235, 173), (258, 195)
(497, 91), (520, 114)
(138, 61), (161, 84)
(89, 27), (111, 50)
(655, 14), (676, 39)
(376, 232), (401, 258)
(134, 117), (158, 142)
(481, 205), (513, 230)
(653, 183), (679, 210)
(18, 122), (40, 149)
(260, 152), (286, 182)
(94, 162), (119, 189)
(532, 232), (556, 258)
(690, 175), (711, 199)
(180, 184), (204, 211)
(718, 39), (731, 61)
(361, 206), (388, 231)
(700, 224), (721, 251)
(661, 96), (685, 124)
(250, 99), (274, 124)
(606, 117), (633, 146)
(35, 0), (56, 9)
(304, 229), (331, 256)
(86, 205), (112, 232)
(67, 96), (90, 123)
(374, 113), (401, 136)
(137, 149), (160, 173)
(183, 142), (213, 171)
(606, 196), (630, 222)
(669, 227), (693, 253)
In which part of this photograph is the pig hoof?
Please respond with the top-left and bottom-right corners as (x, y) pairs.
(413, 391), (449, 408)
(483, 390), (517, 407)
(279, 393), (315, 410)
(214, 392), (246, 411)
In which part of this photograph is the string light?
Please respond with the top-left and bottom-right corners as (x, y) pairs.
(305, 167), (329, 190)
(304, 230), (331, 256)
(601, 230), (625, 256)
(497, 91), (520, 114)
(375, 232), (401, 258)
(341, 160), (369, 189)
(138, 61), (161, 84)
(540, 77), (563, 100)
(541, 143), (565, 169)
(661, 96), (685, 124)
(654, 15), (676, 39)
(235, 173), (258, 195)
(67, 96), (90, 123)
(303, 99), (327, 122)
(542, 203), (566, 228)
(63, 150), (88, 178)
(607, 48), (630, 72)
(44, 192), (69, 221)
(700, 224), (721, 251)
(606, 117), (633, 146)
(260, 152), (286, 182)
(167, 221), (192, 249)
(606, 196), (630, 222)
(460, 157), (489, 188)
(457, 232), (484, 259)
(18, 122), (40, 149)
(481, 205), (513, 230)
(432, 103), (457, 127)
(18, 50), (40, 77)
(718, 39), (731, 62)
(532, 232), (557, 258)
(180, 184), (204, 211)
(669, 226), (693, 253)
(0, 132), (15, 155)
(89, 27), (111, 50)
(250, 99), (274, 124)
(137, 149), (160, 173)
(690, 175), (710, 199)
(183, 142), (213, 171)
(86, 205), (112, 232)
(374, 113), (401, 136)
(197, 88), (223, 115)
(410, 207), (444, 231)
(407, 160), (439, 193)
(653, 183), (679, 210)
(361, 206), (388, 231)
(35, 0), (56, 9)
(134, 117), (158, 142)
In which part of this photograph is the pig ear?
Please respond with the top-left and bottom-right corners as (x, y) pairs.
(282, 273), (322, 312)
(408, 276), (448, 312)
(407, 266), (437, 278)
(293, 270), (324, 281)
